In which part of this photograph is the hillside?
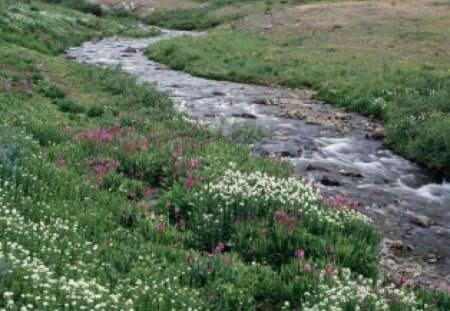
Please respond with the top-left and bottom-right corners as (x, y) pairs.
(0, 0), (449, 310)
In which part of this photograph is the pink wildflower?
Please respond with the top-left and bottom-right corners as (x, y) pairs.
(157, 223), (165, 233)
(56, 154), (66, 167)
(294, 248), (305, 259)
(325, 264), (336, 277)
(396, 276), (406, 288)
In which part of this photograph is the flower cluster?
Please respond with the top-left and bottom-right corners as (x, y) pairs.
(302, 268), (424, 310)
(196, 169), (371, 227)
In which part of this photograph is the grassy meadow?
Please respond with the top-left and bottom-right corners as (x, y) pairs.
(146, 0), (450, 176)
(0, 0), (449, 309)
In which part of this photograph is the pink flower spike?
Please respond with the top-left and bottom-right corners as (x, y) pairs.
(294, 248), (305, 259)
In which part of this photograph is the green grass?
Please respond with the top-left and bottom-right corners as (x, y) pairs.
(0, 0), (158, 55)
(147, 23), (450, 175)
(144, 0), (316, 30)
(0, 0), (449, 309)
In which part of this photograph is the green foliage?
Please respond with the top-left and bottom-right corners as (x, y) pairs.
(54, 98), (85, 114)
(42, 0), (103, 16)
(0, 0), (148, 55)
(0, 1), (449, 309)
(86, 105), (105, 117)
(145, 7), (226, 30)
(229, 121), (268, 144)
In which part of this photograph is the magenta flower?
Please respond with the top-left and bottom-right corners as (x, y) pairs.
(396, 276), (406, 288)
(325, 264), (336, 277)
(185, 172), (194, 190)
(157, 223), (165, 233)
(294, 248), (305, 259)
(176, 219), (186, 232)
(56, 154), (66, 167)
(212, 243), (225, 255)
(2, 80), (12, 91)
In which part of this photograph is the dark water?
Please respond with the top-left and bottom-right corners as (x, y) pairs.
(66, 29), (450, 277)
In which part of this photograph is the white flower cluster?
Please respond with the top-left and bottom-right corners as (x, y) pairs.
(195, 170), (371, 227)
(0, 180), (205, 310)
(303, 269), (426, 311)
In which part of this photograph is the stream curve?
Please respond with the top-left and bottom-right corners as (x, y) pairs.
(66, 29), (450, 284)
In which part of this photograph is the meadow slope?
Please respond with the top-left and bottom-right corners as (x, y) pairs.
(0, 0), (449, 310)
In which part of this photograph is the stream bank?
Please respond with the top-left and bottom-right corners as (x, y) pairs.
(66, 29), (450, 287)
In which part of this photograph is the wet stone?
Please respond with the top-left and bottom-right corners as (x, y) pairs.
(339, 169), (363, 178)
(231, 113), (257, 119)
(410, 215), (432, 228)
(306, 164), (330, 172)
(124, 46), (137, 53)
(320, 175), (341, 186)
(212, 90), (226, 96)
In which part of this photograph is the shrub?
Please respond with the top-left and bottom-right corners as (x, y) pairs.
(54, 98), (85, 114)
(86, 105), (105, 117)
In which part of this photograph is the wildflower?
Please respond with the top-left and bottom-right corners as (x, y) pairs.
(396, 276), (406, 288)
(212, 243), (225, 255)
(294, 248), (305, 259)
(172, 147), (182, 158)
(157, 223), (165, 233)
(185, 173), (194, 190)
(325, 264), (336, 277)
(56, 154), (66, 167)
(176, 219), (186, 232)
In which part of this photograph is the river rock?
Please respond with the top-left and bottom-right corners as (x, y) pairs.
(410, 215), (432, 227)
(306, 164), (330, 172)
(320, 175), (341, 186)
(124, 46), (137, 53)
(253, 97), (274, 105)
(212, 90), (226, 96)
(335, 113), (351, 120)
(231, 113), (257, 119)
(373, 127), (385, 140)
(339, 169), (363, 178)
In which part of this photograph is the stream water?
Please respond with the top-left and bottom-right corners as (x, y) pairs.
(66, 29), (450, 281)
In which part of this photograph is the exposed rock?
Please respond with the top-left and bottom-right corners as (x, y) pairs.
(410, 215), (432, 228)
(335, 112), (351, 120)
(231, 113), (257, 119)
(433, 226), (450, 238)
(273, 135), (289, 141)
(124, 46), (137, 53)
(253, 97), (274, 105)
(276, 150), (298, 157)
(212, 90), (226, 96)
(339, 169), (363, 178)
(306, 164), (330, 172)
(320, 175), (341, 186)
(373, 127), (385, 140)
(155, 64), (168, 70)
(426, 253), (439, 264)
(281, 109), (306, 120)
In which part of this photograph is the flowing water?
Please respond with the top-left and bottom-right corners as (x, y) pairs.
(66, 29), (450, 280)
